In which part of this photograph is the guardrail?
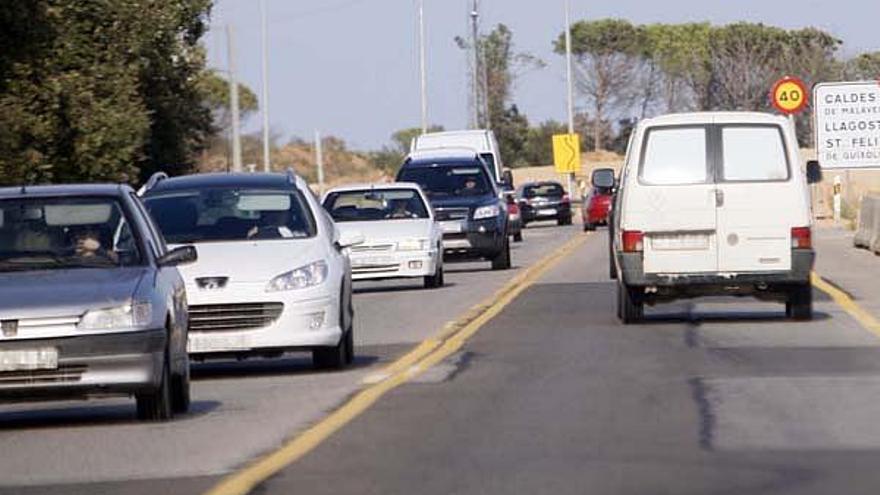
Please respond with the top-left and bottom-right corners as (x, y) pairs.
(854, 193), (880, 254)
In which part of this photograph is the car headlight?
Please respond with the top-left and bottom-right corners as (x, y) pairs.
(78, 302), (152, 331)
(267, 260), (328, 292)
(473, 204), (500, 220)
(397, 239), (429, 251)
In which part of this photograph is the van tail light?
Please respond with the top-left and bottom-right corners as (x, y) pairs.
(791, 227), (812, 249)
(622, 230), (644, 253)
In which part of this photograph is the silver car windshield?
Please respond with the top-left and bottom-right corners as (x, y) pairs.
(0, 197), (143, 272)
(144, 187), (317, 243)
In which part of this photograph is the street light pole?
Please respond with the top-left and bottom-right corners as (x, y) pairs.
(564, 0), (576, 195)
(260, 0), (271, 173)
(564, 0), (575, 135)
(470, 0), (480, 129)
(418, 0), (428, 134)
(227, 24), (243, 173)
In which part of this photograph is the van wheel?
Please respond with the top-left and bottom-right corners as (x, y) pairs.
(617, 282), (643, 324)
(558, 217), (572, 226)
(491, 238), (511, 270)
(583, 222), (596, 232)
(513, 232), (523, 243)
(787, 284), (813, 321)
(136, 355), (173, 421)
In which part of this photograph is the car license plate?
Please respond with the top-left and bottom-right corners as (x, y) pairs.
(441, 221), (463, 234)
(538, 208), (556, 216)
(188, 334), (248, 353)
(0, 348), (58, 372)
(651, 233), (710, 251)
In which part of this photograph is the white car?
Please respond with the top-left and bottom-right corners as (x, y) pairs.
(611, 112), (820, 323)
(322, 183), (444, 288)
(141, 171), (361, 369)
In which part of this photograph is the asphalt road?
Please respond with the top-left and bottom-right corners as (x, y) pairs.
(0, 221), (577, 494)
(2, 223), (880, 494)
(256, 228), (880, 495)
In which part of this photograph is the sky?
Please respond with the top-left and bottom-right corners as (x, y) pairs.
(204, 0), (880, 151)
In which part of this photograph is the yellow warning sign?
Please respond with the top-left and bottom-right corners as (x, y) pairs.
(552, 133), (581, 174)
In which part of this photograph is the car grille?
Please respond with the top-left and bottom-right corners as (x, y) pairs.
(434, 207), (470, 221)
(0, 365), (86, 385)
(189, 303), (284, 332)
(350, 243), (395, 253)
(352, 264), (400, 275)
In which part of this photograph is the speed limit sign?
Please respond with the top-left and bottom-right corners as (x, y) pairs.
(771, 76), (809, 115)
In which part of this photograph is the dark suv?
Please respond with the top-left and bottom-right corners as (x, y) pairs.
(517, 181), (572, 226)
(397, 148), (511, 270)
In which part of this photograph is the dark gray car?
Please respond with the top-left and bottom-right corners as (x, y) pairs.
(0, 184), (196, 421)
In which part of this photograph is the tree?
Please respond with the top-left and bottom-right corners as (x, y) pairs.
(198, 70), (259, 137)
(643, 23), (713, 111)
(521, 120), (568, 166)
(367, 126), (444, 175)
(848, 52), (880, 79)
(556, 19), (643, 151)
(0, 0), (213, 186)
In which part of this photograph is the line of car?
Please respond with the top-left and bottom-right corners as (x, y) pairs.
(0, 129), (580, 422)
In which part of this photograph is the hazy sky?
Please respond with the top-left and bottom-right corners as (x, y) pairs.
(205, 0), (879, 150)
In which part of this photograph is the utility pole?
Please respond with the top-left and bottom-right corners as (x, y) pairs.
(470, 0), (480, 129)
(315, 130), (325, 195)
(418, 0), (428, 134)
(227, 24), (243, 173)
(260, 0), (271, 173)
(564, 0), (575, 135)
(563, 0), (576, 195)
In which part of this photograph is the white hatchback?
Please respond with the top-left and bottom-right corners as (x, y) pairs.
(142, 171), (361, 369)
(323, 183), (444, 288)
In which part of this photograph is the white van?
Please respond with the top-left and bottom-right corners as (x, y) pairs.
(610, 112), (821, 323)
(411, 130), (505, 184)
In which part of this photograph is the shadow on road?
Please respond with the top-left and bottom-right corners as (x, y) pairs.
(191, 354), (379, 381)
(642, 310), (833, 325)
(354, 282), (458, 295)
(0, 400), (221, 430)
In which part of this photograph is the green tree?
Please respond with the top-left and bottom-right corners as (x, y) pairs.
(0, 0), (213, 186)
(367, 126), (444, 175)
(848, 52), (880, 79)
(555, 19), (643, 150)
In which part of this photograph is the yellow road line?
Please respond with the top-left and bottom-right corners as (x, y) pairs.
(811, 272), (880, 338)
(204, 233), (589, 495)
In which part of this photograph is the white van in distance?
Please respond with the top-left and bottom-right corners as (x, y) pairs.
(610, 112), (821, 323)
(410, 130), (506, 184)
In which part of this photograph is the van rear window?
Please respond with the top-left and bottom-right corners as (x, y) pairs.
(721, 126), (789, 181)
(640, 127), (707, 185)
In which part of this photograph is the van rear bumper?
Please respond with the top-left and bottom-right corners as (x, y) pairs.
(619, 249), (815, 287)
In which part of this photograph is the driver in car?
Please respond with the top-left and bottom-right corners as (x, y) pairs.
(74, 230), (118, 263)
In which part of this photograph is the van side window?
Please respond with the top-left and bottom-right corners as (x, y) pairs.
(721, 126), (789, 181)
(640, 127), (707, 185)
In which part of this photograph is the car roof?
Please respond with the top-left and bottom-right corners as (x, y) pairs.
(639, 111), (787, 128)
(405, 147), (481, 163)
(420, 130), (489, 138)
(325, 182), (423, 193)
(0, 183), (131, 199)
(144, 172), (298, 194)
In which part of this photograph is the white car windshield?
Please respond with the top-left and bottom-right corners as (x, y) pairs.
(324, 189), (430, 222)
(144, 188), (316, 243)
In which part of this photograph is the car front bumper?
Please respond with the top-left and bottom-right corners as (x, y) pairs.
(350, 250), (439, 281)
(441, 218), (505, 259)
(186, 284), (342, 355)
(0, 328), (166, 400)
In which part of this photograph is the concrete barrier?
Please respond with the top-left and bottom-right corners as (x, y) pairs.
(854, 194), (880, 254)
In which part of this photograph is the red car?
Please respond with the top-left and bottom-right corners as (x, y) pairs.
(581, 187), (612, 231)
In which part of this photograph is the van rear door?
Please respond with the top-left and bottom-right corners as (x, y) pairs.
(635, 126), (719, 274)
(714, 125), (795, 273)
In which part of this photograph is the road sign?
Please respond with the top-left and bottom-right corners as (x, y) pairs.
(552, 133), (581, 174)
(814, 81), (880, 170)
(771, 77), (809, 115)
